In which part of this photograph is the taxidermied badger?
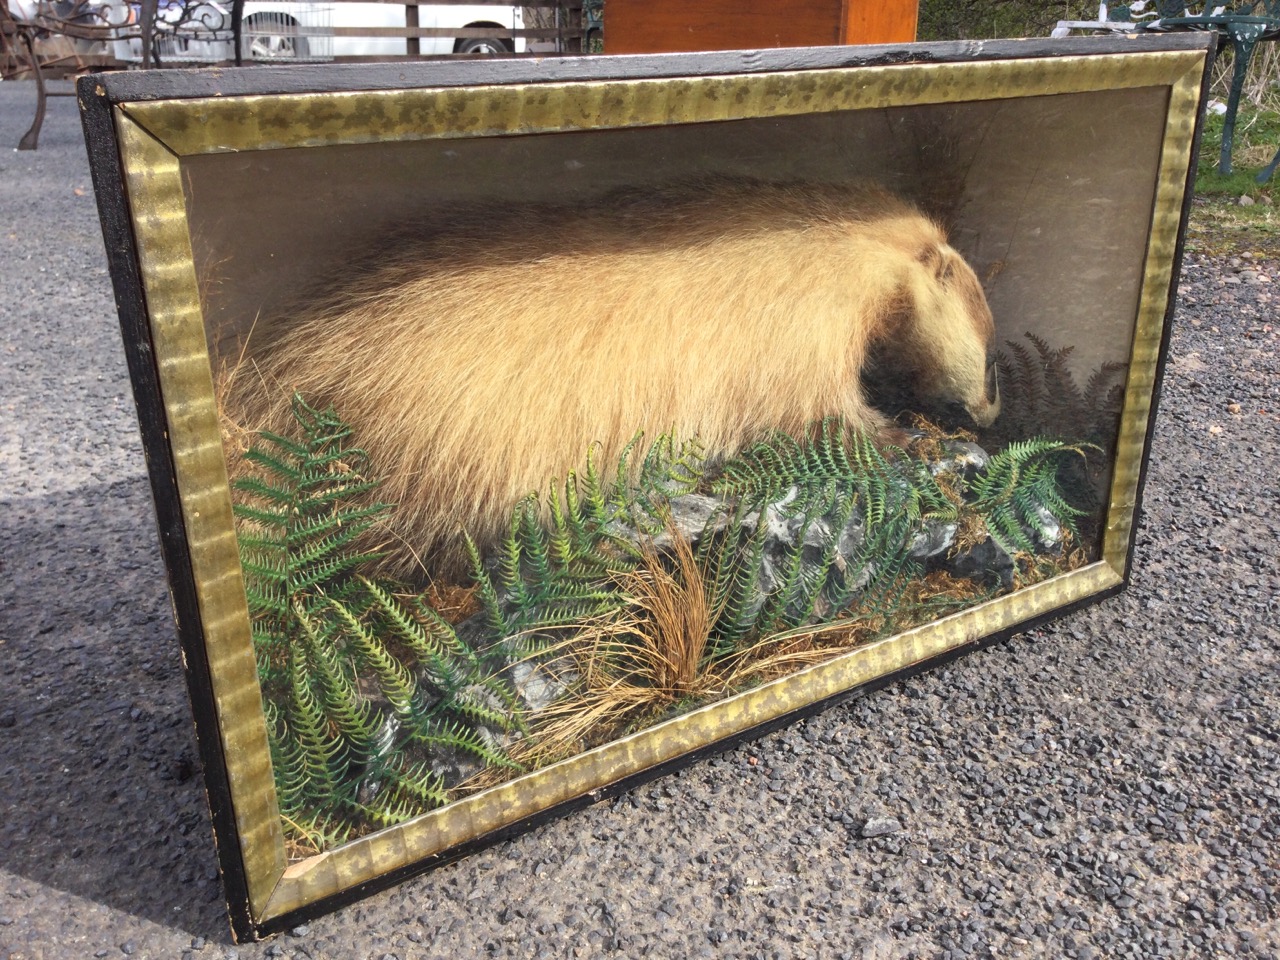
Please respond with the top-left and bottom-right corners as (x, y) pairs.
(225, 178), (1001, 577)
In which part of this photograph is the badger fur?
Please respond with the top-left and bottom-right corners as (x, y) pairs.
(224, 179), (1001, 578)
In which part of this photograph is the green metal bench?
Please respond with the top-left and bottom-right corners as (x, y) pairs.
(1108, 1), (1280, 182)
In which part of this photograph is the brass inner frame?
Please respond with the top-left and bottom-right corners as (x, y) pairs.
(112, 49), (1205, 925)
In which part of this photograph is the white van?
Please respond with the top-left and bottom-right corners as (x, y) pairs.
(96, 1), (524, 63)
(238, 2), (525, 59)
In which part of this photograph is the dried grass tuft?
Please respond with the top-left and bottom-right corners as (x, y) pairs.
(458, 532), (892, 791)
(491, 532), (723, 771)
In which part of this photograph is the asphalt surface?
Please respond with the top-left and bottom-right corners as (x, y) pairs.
(1, 82), (1278, 960)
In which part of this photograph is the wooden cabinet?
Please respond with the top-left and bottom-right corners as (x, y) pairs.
(605, 0), (918, 55)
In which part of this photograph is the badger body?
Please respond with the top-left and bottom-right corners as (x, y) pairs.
(226, 179), (1001, 578)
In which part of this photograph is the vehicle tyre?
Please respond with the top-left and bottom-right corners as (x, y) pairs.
(455, 36), (512, 55)
(242, 14), (308, 60)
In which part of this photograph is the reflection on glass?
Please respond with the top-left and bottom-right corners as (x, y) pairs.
(162, 82), (1176, 859)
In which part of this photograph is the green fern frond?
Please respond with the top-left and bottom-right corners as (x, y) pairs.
(286, 649), (348, 799)
(233, 394), (530, 854)
(967, 438), (1095, 556)
(467, 534), (510, 638)
(359, 760), (452, 822)
(406, 718), (524, 771)
(450, 688), (524, 734)
(292, 600), (378, 744)
(326, 596), (417, 716)
(581, 445), (610, 527)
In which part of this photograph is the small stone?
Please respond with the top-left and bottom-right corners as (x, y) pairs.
(860, 817), (903, 839)
(290, 925), (311, 937)
(121, 943), (137, 956)
(1238, 194), (1255, 206)
(909, 520), (958, 561)
(1227, 403), (1241, 415)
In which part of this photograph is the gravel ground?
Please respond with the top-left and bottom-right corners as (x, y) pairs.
(1, 83), (1278, 960)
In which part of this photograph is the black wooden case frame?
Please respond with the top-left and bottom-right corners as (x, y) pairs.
(79, 34), (1214, 941)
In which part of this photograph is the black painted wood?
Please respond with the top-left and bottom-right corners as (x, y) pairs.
(76, 78), (257, 942)
(89, 33), (1216, 103)
(1119, 36), (1220, 589)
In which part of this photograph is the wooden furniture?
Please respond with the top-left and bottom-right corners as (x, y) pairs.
(604, 0), (918, 54)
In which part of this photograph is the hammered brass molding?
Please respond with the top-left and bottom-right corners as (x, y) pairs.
(1102, 63), (1202, 571)
(120, 51), (1206, 157)
(115, 108), (286, 918)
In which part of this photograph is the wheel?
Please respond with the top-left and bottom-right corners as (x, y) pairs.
(242, 15), (308, 60)
(455, 36), (511, 55)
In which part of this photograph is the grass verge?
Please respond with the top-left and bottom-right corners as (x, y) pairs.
(1189, 107), (1279, 257)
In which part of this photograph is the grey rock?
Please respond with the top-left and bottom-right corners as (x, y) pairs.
(909, 520), (958, 561)
(930, 440), (990, 481)
(508, 658), (568, 713)
(860, 817), (903, 838)
(943, 537), (1016, 591)
(1027, 504), (1064, 554)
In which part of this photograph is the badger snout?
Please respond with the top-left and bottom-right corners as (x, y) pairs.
(940, 353), (1001, 430)
(968, 354), (1001, 427)
(967, 399), (1000, 429)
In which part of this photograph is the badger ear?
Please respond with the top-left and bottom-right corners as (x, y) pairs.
(916, 242), (955, 282)
(915, 243), (941, 271)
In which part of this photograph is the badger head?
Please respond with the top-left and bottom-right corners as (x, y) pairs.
(868, 239), (1001, 430)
